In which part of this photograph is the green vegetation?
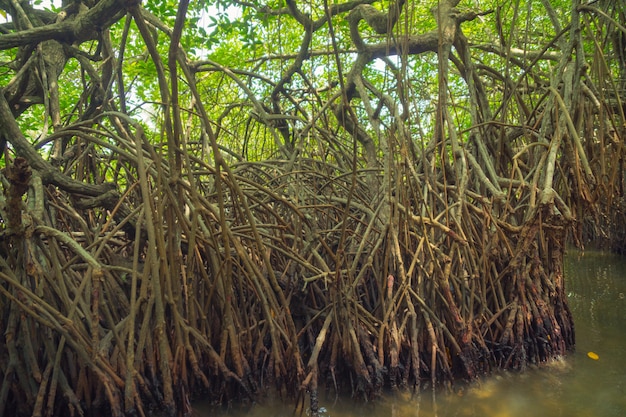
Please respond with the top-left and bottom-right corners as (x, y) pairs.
(0, 0), (624, 416)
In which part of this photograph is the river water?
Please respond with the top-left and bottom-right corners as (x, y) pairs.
(196, 250), (626, 417)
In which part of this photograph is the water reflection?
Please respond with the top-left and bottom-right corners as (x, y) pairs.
(197, 250), (626, 417)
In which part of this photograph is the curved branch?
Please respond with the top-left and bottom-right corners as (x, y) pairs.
(0, 0), (127, 50)
(347, 1), (406, 51)
(0, 93), (115, 196)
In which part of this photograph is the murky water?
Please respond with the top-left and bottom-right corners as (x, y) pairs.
(196, 250), (626, 417)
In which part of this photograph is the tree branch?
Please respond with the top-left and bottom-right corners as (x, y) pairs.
(0, 92), (115, 196)
(0, 0), (127, 50)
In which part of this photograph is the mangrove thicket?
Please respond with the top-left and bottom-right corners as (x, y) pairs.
(0, 0), (624, 416)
